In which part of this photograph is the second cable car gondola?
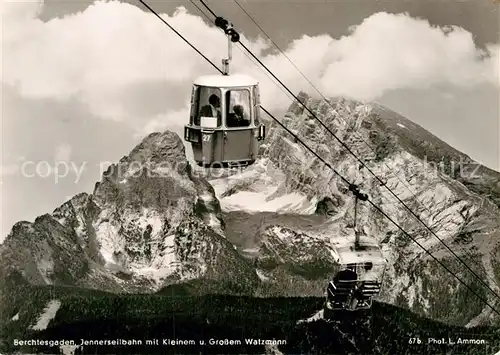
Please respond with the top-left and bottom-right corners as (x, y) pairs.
(324, 237), (387, 313)
(184, 17), (265, 168)
(324, 185), (387, 316)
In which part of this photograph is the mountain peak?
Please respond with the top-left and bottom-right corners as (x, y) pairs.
(213, 92), (500, 326)
(127, 130), (187, 165)
(0, 129), (258, 300)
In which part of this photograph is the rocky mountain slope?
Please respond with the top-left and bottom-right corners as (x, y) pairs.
(211, 92), (500, 326)
(1, 92), (499, 346)
(0, 131), (259, 326)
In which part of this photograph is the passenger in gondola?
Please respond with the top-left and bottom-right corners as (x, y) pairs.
(334, 264), (357, 283)
(199, 94), (222, 126)
(333, 264), (358, 308)
(332, 264), (358, 309)
(226, 108), (239, 127)
(227, 104), (250, 127)
(360, 262), (377, 283)
(233, 104), (250, 126)
(352, 262), (377, 309)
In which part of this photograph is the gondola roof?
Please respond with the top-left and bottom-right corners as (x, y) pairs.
(193, 73), (259, 87)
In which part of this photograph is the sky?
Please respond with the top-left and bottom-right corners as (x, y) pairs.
(1, 0), (499, 241)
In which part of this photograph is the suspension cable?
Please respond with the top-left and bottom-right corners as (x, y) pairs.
(188, 0), (296, 104)
(232, 0), (500, 304)
(137, 0), (222, 75)
(135, 0), (500, 316)
(197, 0), (500, 306)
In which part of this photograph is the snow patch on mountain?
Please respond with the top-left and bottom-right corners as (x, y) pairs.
(218, 187), (314, 213)
(92, 205), (186, 284)
(206, 213), (221, 228)
(30, 300), (61, 331)
(211, 159), (318, 214)
(256, 269), (269, 281)
(94, 219), (121, 266)
(60, 344), (81, 355)
(297, 309), (324, 324)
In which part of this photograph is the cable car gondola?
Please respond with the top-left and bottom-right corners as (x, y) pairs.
(324, 237), (387, 314)
(184, 17), (265, 168)
(324, 185), (387, 316)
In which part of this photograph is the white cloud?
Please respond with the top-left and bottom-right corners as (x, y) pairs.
(1, 0), (499, 241)
(315, 13), (499, 99)
(2, 1), (497, 123)
(1, 1), (268, 122)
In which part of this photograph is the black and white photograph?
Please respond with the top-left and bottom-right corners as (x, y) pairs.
(1, 0), (500, 354)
